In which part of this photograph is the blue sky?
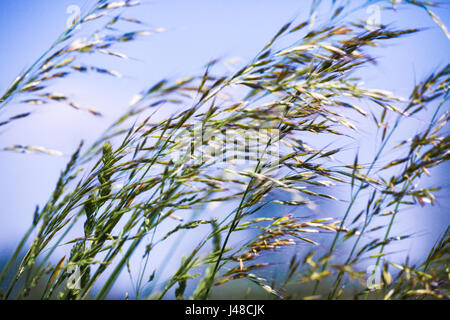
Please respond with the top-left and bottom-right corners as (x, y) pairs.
(0, 0), (449, 297)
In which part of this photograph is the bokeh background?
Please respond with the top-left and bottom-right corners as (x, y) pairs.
(0, 0), (448, 298)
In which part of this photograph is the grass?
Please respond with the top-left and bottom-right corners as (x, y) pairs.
(0, 0), (448, 300)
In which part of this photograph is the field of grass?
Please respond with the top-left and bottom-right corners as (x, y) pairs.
(0, 0), (448, 300)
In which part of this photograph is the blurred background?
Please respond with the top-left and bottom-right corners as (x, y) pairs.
(0, 0), (448, 298)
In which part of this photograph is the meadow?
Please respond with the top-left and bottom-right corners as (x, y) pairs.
(0, 0), (448, 300)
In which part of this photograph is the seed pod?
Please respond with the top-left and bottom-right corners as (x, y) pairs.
(99, 185), (111, 198)
(102, 141), (114, 167)
(69, 242), (84, 261)
(84, 218), (95, 236)
(84, 194), (96, 235)
(84, 194), (96, 219)
(81, 265), (90, 289)
(98, 141), (113, 197)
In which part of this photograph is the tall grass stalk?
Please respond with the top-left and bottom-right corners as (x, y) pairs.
(0, 0), (448, 300)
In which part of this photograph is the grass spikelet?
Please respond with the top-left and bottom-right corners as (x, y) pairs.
(1, 0), (449, 301)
